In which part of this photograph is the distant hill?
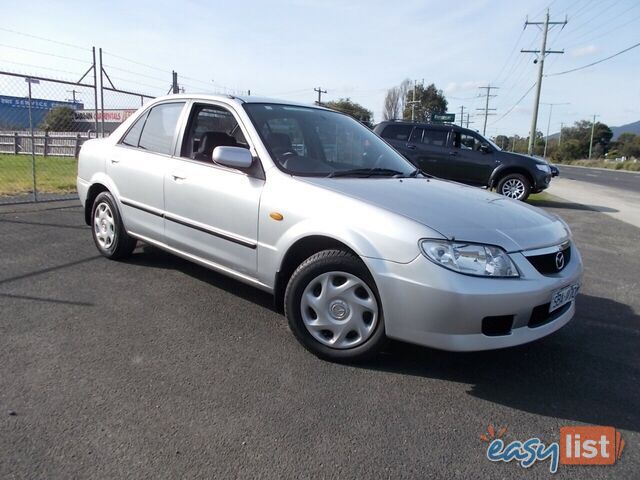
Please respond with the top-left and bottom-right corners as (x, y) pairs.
(547, 119), (640, 140)
(611, 120), (640, 139)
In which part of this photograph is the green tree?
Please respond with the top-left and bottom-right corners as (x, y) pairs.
(325, 98), (374, 126)
(402, 83), (447, 122)
(615, 133), (640, 158)
(40, 107), (76, 132)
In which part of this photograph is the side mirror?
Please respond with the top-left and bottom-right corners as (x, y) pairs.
(212, 146), (253, 169)
(480, 143), (492, 154)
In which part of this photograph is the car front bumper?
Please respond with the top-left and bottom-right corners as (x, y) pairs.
(365, 244), (582, 351)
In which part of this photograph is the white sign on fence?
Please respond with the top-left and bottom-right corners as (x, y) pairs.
(74, 109), (136, 123)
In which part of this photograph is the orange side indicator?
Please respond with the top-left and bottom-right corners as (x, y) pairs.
(269, 212), (284, 221)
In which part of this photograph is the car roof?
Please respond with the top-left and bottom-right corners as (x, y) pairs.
(149, 93), (329, 110)
(377, 120), (488, 135)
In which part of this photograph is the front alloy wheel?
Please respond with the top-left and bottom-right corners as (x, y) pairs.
(497, 173), (531, 201)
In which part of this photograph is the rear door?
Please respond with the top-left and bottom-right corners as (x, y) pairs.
(378, 124), (414, 163)
(407, 127), (451, 178)
(107, 101), (186, 241)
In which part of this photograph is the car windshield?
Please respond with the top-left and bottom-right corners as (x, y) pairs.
(482, 134), (501, 151)
(243, 103), (417, 177)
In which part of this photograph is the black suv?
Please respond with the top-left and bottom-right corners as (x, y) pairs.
(373, 121), (552, 201)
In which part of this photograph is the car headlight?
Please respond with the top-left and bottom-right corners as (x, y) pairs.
(535, 164), (551, 173)
(419, 240), (519, 277)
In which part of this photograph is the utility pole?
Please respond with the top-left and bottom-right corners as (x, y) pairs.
(522, 9), (567, 155)
(542, 102), (570, 159)
(66, 89), (80, 104)
(511, 136), (516, 152)
(588, 114), (599, 159)
(477, 85), (498, 135)
(459, 105), (465, 127)
(314, 87), (327, 105)
(465, 113), (473, 129)
(172, 71), (179, 94)
(559, 122), (564, 146)
(407, 80), (420, 121)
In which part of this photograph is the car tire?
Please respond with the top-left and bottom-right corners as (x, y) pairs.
(284, 249), (386, 362)
(91, 191), (137, 259)
(497, 173), (531, 201)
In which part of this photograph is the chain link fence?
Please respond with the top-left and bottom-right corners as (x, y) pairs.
(0, 54), (157, 204)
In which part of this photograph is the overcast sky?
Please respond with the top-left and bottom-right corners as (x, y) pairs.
(2, 0), (639, 137)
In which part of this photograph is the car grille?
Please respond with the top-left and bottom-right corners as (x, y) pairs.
(526, 244), (571, 275)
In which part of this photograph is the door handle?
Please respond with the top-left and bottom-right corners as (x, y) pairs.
(171, 173), (187, 181)
(110, 158), (120, 164)
(406, 144), (417, 150)
(449, 151), (458, 156)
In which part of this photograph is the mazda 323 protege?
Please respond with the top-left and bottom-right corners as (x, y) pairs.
(77, 94), (582, 361)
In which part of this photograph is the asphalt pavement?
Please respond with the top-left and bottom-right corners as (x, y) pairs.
(557, 164), (640, 193)
(1, 199), (639, 479)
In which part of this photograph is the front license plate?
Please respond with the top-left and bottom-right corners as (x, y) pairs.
(549, 283), (580, 312)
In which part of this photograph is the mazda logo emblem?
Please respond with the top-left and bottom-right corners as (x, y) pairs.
(555, 251), (565, 271)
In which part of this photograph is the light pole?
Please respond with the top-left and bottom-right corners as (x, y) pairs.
(542, 102), (570, 159)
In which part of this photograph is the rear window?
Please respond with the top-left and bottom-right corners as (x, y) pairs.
(137, 102), (185, 155)
(423, 129), (448, 147)
(381, 124), (412, 141)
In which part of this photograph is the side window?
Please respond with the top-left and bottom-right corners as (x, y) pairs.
(409, 127), (424, 143)
(381, 124), (412, 142)
(457, 132), (481, 151)
(423, 129), (448, 147)
(137, 102), (185, 155)
(121, 111), (148, 147)
(182, 104), (248, 162)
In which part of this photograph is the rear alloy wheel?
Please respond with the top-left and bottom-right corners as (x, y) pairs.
(91, 191), (137, 259)
(284, 250), (386, 361)
(497, 173), (531, 201)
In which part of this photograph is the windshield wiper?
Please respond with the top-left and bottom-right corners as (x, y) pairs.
(327, 168), (407, 178)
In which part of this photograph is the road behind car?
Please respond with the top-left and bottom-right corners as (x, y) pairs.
(0, 199), (638, 479)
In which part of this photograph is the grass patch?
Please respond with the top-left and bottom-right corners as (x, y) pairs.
(0, 153), (77, 196)
(556, 159), (640, 172)
(526, 191), (553, 204)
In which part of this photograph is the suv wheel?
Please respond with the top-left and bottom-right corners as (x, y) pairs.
(497, 173), (531, 201)
(91, 191), (137, 259)
(284, 249), (386, 361)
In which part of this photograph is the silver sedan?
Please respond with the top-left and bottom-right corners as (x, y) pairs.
(77, 95), (582, 361)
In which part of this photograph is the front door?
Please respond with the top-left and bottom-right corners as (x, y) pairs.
(163, 102), (263, 276)
(450, 131), (496, 185)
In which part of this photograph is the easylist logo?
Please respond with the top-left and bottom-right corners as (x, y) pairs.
(560, 426), (625, 466)
(482, 424), (626, 474)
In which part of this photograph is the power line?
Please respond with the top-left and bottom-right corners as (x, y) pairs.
(546, 41), (640, 76)
(0, 43), (90, 64)
(563, 11), (640, 50)
(0, 27), (90, 51)
(490, 83), (536, 125)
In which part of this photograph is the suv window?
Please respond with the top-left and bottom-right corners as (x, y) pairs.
(423, 129), (448, 147)
(454, 131), (482, 151)
(409, 127), (424, 143)
(381, 124), (412, 141)
(182, 104), (249, 161)
(136, 102), (185, 155)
